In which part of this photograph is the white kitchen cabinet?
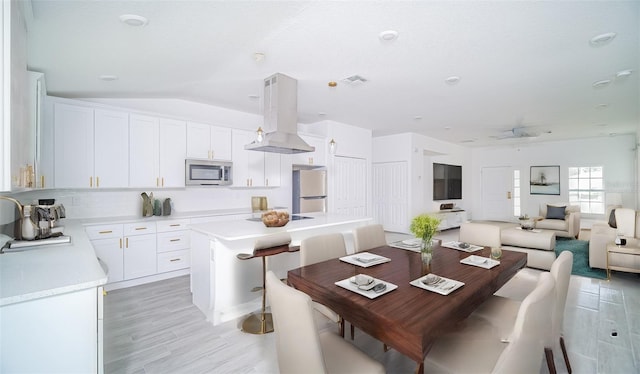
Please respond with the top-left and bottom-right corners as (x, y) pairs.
(156, 218), (191, 273)
(54, 103), (129, 188)
(94, 109), (129, 187)
(293, 134), (326, 167)
(129, 115), (186, 188)
(123, 222), (157, 280)
(232, 129), (280, 187)
(0, 286), (102, 373)
(186, 122), (232, 161)
(54, 103), (94, 188)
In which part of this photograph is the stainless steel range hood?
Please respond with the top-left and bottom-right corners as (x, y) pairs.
(244, 73), (315, 154)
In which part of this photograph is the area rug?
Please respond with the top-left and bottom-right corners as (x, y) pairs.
(555, 238), (607, 280)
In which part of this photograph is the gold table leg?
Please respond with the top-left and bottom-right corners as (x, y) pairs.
(242, 256), (274, 334)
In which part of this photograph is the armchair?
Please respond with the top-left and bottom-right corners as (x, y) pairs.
(534, 204), (581, 238)
(589, 208), (640, 277)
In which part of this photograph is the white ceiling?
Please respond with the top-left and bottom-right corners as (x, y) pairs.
(25, 1), (639, 147)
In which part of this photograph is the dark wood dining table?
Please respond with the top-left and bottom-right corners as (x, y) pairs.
(287, 243), (527, 374)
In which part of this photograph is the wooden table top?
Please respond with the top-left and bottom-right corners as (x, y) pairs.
(287, 244), (527, 366)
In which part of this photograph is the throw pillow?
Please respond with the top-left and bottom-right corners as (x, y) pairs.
(608, 208), (617, 228)
(546, 205), (566, 220)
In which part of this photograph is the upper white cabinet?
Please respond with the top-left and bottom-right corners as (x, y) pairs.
(186, 122), (232, 161)
(94, 110), (129, 188)
(293, 134), (326, 167)
(231, 129), (280, 187)
(54, 103), (129, 188)
(129, 115), (186, 188)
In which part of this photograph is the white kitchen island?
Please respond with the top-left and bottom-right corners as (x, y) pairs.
(189, 213), (373, 325)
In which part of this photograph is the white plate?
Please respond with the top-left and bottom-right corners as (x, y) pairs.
(401, 238), (421, 247)
(336, 277), (398, 299)
(460, 255), (500, 269)
(339, 252), (391, 267)
(441, 241), (484, 252)
(410, 274), (464, 295)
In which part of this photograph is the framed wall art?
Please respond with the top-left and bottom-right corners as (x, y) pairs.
(530, 165), (560, 195)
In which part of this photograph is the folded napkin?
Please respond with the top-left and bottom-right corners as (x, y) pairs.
(254, 232), (292, 250)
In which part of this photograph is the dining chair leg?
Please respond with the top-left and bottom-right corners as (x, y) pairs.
(545, 347), (557, 374)
(350, 324), (355, 340)
(383, 344), (389, 352)
(339, 317), (345, 338)
(560, 336), (572, 373)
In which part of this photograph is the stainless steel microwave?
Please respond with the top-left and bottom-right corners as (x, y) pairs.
(185, 159), (232, 186)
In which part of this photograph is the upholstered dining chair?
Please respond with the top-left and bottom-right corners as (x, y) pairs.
(353, 224), (387, 253)
(472, 251), (574, 373)
(423, 272), (555, 374)
(458, 222), (502, 248)
(300, 233), (348, 337)
(265, 271), (386, 374)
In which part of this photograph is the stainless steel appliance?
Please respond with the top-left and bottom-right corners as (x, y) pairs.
(185, 159), (232, 186)
(292, 169), (327, 214)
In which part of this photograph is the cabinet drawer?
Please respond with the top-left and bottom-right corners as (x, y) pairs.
(156, 219), (190, 232)
(123, 222), (156, 236)
(157, 230), (190, 253)
(85, 224), (123, 240)
(157, 250), (190, 273)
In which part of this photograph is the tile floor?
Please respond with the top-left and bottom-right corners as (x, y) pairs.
(103, 229), (640, 373)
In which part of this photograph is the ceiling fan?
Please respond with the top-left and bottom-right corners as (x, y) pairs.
(495, 126), (540, 140)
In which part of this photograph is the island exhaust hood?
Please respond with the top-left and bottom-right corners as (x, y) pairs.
(244, 73), (315, 154)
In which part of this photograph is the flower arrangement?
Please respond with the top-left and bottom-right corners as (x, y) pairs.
(410, 214), (442, 243)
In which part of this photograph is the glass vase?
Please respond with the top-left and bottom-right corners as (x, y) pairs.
(421, 237), (433, 264)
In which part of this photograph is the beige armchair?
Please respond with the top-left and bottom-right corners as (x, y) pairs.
(589, 208), (640, 277)
(534, 203), (581, 238)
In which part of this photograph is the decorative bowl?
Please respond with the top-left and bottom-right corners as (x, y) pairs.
(261, 210), (290, 227)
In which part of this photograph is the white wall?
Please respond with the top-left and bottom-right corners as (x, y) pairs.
(469, 135), (637, 219)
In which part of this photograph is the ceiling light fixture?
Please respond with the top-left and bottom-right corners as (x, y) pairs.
(379, 30), (399, 41)
(248, 94), (260, 100)
(595, 103), (609, 109)
(413, 116), (422, 120)
(99, 75), (118, 81)
(328, 81), (337, 87)
(589, 32), (616, 46)
(119, 14), (149, 27)
(445, 76), (461, 85)
(592, 79), (611, 88)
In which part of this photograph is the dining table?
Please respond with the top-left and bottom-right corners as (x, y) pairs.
(287, 242), (527, 374)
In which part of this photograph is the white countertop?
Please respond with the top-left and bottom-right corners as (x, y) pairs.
(190, 212), (372, 241)
(0, 219), (107, 307)
(81, 207), (253, 226)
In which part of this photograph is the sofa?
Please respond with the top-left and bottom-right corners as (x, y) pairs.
(589, 208), (640, 277)
(534, 204), (581, 239)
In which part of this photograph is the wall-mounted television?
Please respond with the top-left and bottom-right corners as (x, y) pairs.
(433, 163), (462, 200)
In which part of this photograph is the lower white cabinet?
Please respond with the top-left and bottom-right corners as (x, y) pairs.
(87, 219), (191, 287)
(435, 210), (468, 230)
(0, 287), (102, 373)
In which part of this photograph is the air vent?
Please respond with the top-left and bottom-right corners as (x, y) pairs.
(341, 75), (368, 86)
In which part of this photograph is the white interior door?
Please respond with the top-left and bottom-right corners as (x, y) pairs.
(373, 161), (408, 232)
(481, 166), (514, 221)
(333, 156), (366, 216)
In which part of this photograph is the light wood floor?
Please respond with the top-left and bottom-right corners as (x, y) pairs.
(104, 230), (640, 373)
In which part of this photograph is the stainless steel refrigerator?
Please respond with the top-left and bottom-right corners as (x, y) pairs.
(292, 169), (327, 214)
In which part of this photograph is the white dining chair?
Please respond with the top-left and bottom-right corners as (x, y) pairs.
(353, 224), (387, 253)
(300, 233), (348, 337)
(458, 222), (502, 248)
(265, 271), (386, 374)
(423, 272), (555, 374)
(471, 251), (573, 373)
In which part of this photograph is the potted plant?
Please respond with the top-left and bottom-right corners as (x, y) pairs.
(410, 214), (442, 261)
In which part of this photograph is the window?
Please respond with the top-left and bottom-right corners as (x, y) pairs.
(568, 167), (604, 214)
(513, 169), (521, 217)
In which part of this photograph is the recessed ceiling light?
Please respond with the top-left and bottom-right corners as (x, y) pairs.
(595, 103), (609, 109)
(253, 52), (265, 62)
(444, 126), (452, 130)
(616, 70), (632, 79)
(99, 75), (118, 81)
(119, 14), (148, 27)
(318, 112), (327, 116)
(413, 116), (422, 120)
(445, 76), (461, 85)
(589, 32), (616, 46)
(595, 123), (608, 127)
(592, 79), (611, 88)
(460, 139), (475, 143)
(248, 94), (260, 100)
(379, 30), (399, 41)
